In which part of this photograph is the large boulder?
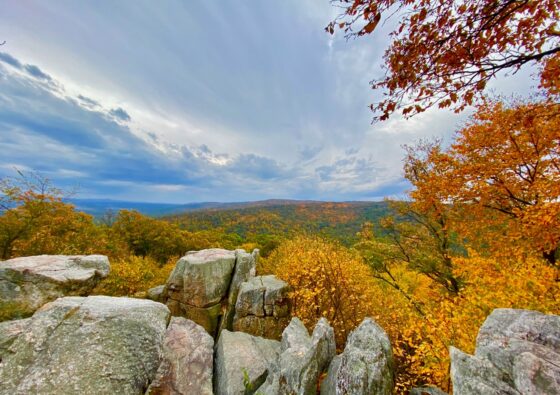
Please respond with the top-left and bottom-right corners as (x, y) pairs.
(147, 317), (214, 395)
(257, 317), (336, 395)
(450, 308), (560, 395)
(161, 248), (264, 336)
(321, 317), (394, 395)
(233, 275), (291, 340)
(0, 254), (110, 321)
(0, 295), (169, 395)
(217, 249), (257, 336)
(214, 329), (281, 395)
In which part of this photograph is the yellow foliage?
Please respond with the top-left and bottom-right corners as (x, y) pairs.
(389, 253), (559, 392)
(266, 236), (559, 393)
(264, 235), (378, 347)
(92, 255), (175, 296)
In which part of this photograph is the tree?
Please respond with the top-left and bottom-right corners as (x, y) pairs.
(111, 210), (191, 263)
(327, 0), (560, 120)
(408, 99), (560, 273)
(0, 171), (105, 259)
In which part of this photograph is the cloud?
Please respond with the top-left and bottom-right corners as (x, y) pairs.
(0, 50), (415, 202)
(109, 107), (131, 122)
(0, 52), (22, 68)
(23, 64), (52, 81)
(77, 95), (100, 108)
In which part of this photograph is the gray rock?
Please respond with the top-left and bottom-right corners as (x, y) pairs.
(450, 347), (519, 395)
(257, 317), (336, 395)
(0, 254), (110, 321)
(312, 317), (336, 373)
(321, 317), (394, 395)
(0, 318), (30, 359)
(147, 317), (214, 395)
(450, 308), (560, 395)
(214, 329), (281, 395)
(163, 249), (237, 335)
(178, 248), (236, 307)
(0, 295), (169, 395)
(278, 317), (318, 395)
(409, 386), (448, 395)
(147, 285), (165, 302)
(233, 275), (291, 339)
(218, 249), (257, 336)
(475, 309), (560, 380)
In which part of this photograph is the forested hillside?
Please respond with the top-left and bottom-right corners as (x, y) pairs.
(166, 201), (391, 249)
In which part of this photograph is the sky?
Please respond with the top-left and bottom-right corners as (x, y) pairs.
(0, 1), (539, 203)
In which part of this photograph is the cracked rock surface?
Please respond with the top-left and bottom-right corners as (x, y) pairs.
(450, 308), (560, 395)
(233, 275), (291, 340)
(0, 295), (169, 395)
(0, 255), (110, 321)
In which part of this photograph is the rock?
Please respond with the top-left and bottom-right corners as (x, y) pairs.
(277, 317), (319, 395)
(312, 317), (336, 373)
(321, 317), (394, 395)
(147, 285), (165, 302)
(218, 249), (257, 336)
(214, 329), (281, 395)
(450, 347), (519, 395)
(409, 386), (449, 395)
(281, 317), (312, 351)
(450, 308), (560, 395)
(0, 254), (110, 321)
(182, 303), (222, 335)
(233, 275), (291, 339)
(257, 317), (336, 395)
(163, 249), (237, 336)
(147, 317), (214, 395)
(0, 295), (169, 395)
(174, 249), (236, 307)
(0, 318), (30, 360)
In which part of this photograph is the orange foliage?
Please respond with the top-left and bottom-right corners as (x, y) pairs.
(392, 253), (559, 392)
(408, 100), (560, 271)
(327, 0), (560, 120)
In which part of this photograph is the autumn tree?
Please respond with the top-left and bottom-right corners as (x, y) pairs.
(408, 99), (560, 273)
(0, 172), (105, 259)
(111, 210), (192, 264)
(327, 0), (560, 120)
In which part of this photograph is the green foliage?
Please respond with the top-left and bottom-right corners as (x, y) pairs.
(166, 201), (392, 253)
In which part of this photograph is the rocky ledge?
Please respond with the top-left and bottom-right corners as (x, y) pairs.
(0, 254), (110, 321)
(1, 250), (559, 394)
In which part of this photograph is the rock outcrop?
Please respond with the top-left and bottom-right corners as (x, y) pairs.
(233, 275), (291, 340)
(147, 317), (214, 395)
(258, 317), (336, 395)
(162, 248), (289, 339)
(214, 329), (281, 395)
(0, 295), (169, 395)
(0, 254), (110, 321)
(164, 248), (237, 336)
(218, 249), (257, 335)
(321, 318), (394, 395)
(450, 308), (560, 395)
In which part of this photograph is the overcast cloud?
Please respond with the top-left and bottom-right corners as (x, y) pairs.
(0, 1), (538, 203)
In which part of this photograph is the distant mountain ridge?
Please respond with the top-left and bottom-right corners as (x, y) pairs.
(67, 198), (382, 217)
